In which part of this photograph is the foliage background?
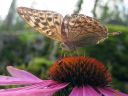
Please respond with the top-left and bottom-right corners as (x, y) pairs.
(0, 0), (128, 94)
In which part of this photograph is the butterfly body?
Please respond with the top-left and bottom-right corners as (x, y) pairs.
(17, 7), (120, 51)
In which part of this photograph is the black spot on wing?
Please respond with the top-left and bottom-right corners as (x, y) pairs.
(42, 22), (48, 26)
(35, 18), (40, 22)
(42, 27), (49, 30)
(47, 17), (52, 22)
(54, 21), (60, 26)
(40, 17), (45, 20)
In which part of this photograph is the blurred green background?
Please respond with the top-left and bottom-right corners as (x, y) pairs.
(0, 0), (128, 93)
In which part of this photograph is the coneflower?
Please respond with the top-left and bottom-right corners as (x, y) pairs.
(0, 57), (127, 96)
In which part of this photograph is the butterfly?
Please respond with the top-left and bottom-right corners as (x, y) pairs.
(17, 7), (121, 51)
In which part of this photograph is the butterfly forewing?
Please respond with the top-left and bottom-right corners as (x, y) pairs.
(17, 7), (63, 41)
(62, 14), (108, 49)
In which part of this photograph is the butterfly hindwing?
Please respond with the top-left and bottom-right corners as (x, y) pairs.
(17, 7), (63, 41)
(62, 14), (108, 48)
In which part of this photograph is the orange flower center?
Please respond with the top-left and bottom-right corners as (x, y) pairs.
(48, 57), (112, 87)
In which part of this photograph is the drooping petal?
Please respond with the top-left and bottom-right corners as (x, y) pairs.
(0, 80), (68, 96)
(69, 86), (100, 96)
(0, 76), (42, 85)
(98, 87), (128, 96)
(0, 80), (53, 92)
(0, 66), (43, 86)
(7, 66), (41, 81)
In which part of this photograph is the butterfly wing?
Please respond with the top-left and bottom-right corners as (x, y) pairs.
(17, 7), (63, 41)
(61, 14), (108, 49)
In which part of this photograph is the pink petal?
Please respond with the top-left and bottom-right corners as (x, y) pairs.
(98, 87), (128, 96)
(69, 86), (100, 96)
(0, 76), (43, 85)
(97, 88), (115, 96)
(7, 66), (41, 81)
(0, 80), (53, 92)
(0, 80), (68, 96)
(103, 87), (128, 96)
(69, 87), (83, 96)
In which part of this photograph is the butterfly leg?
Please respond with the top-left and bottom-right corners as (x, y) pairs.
(97, 37), (107, 44)
(108, 32), (121, 36)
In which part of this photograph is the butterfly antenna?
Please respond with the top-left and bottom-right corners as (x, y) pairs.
(108, 32), (121, 36)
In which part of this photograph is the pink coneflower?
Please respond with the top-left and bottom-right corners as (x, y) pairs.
(0, 57), (127, 96)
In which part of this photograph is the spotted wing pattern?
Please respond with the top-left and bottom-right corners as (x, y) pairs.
(17, 7), (63, 41)
(61, 14), (108, 49)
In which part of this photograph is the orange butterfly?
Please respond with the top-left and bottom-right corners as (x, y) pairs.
(17, 7), (121, 51)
